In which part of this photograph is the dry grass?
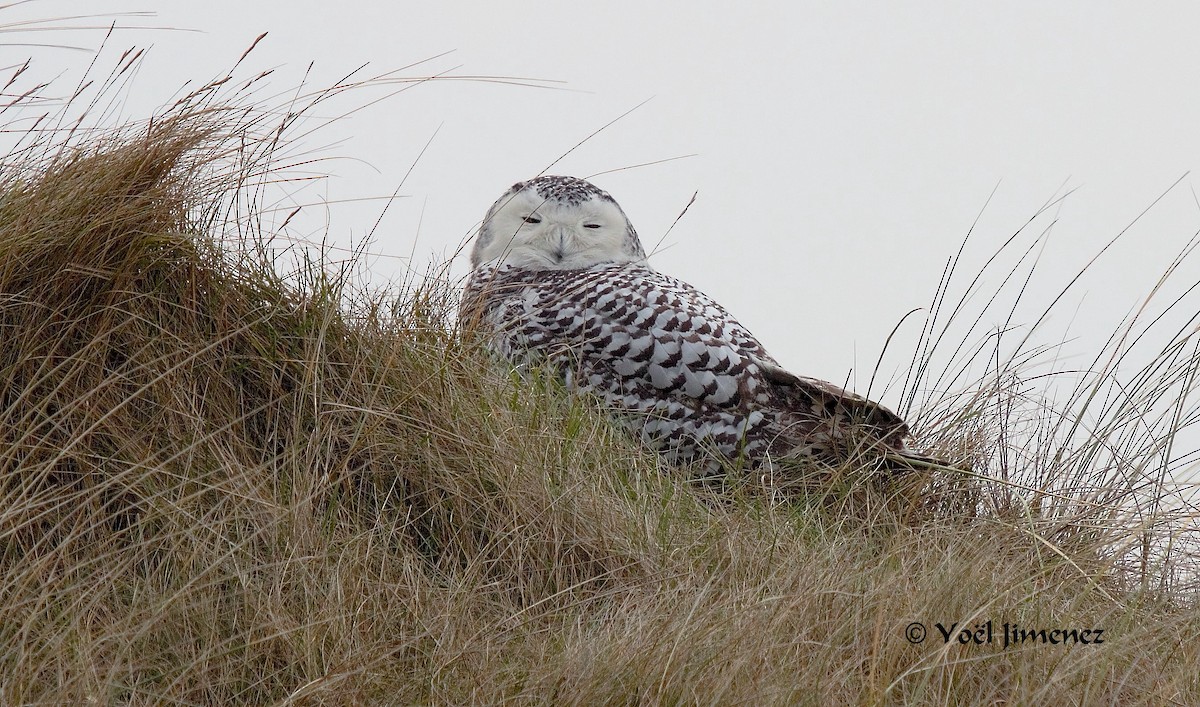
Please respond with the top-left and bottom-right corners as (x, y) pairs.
(1, 59), (1199, 706)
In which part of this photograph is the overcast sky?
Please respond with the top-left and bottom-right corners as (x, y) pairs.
(8, 1), (1200, 427)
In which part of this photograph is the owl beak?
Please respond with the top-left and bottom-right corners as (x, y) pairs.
(551, 229), (568, 263)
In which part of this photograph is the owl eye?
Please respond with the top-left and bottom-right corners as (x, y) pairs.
(583, 224), (601, 229)
(523, 215), (542, 224)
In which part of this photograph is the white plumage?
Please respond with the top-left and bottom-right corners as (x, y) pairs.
(461, 175), (932, 472)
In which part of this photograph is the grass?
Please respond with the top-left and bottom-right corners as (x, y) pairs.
(1, 51), (1199, 705)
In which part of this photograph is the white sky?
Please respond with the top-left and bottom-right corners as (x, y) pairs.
(8, 1), (1200, 429)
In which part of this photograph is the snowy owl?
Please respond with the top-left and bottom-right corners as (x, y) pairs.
(461, 175), (936, 473)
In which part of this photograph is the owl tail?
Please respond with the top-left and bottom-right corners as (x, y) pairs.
(756, 359), (910, 443)
(755, 358), (963, 473)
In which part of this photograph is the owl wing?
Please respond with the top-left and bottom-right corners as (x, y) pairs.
(588, 271), (777, 410)
(648, 275), (923, 459)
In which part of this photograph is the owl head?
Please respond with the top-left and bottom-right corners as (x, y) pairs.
(469, 175), (647, 270)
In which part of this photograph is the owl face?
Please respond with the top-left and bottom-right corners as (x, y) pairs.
(470, 176), (647, 270)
